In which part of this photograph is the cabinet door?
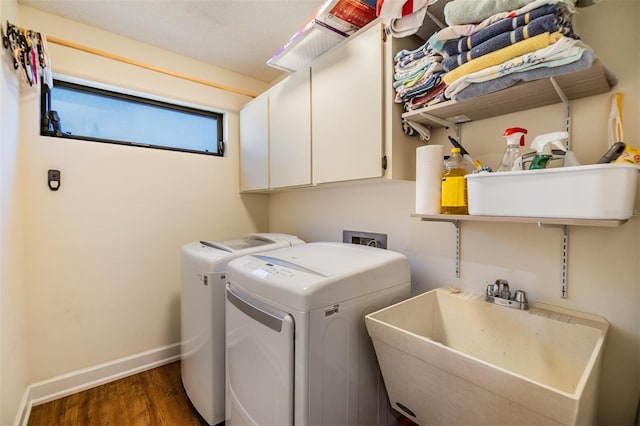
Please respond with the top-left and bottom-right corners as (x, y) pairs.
(311, 24), (384, 184)
(239, 94), (269, 191)
(270, 68), (311, 189)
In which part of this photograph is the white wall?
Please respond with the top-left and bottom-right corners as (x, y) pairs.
(13, 4), (269, 393)
(0, 1), (29, 425)
(0, 0), (30, 424)
(270, 1), (640, 424)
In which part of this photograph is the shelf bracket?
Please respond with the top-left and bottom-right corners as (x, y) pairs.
(417, 111), (455, 128)
(453, 219), (460, 277)
(422, 217), (461, 277)
(425, 9), (447, 30)
(550, 76), (572, 149)
(415, 213), (624, 298)
(538, 222), (569, 298)
(549, 76), (569, 105)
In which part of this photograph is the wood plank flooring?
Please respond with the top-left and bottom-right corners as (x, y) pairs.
(27, 361), (209, 426)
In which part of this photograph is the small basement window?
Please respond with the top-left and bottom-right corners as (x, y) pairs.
(40, 78), (225, 156)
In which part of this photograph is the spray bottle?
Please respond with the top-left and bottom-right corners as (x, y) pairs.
(528, 131), (568, 169)
(497, 127), (527, 172)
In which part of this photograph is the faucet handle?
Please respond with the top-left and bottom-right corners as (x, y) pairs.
(496, 279), (510, 299)
(514, 290), (527, 303)
(487, 284), (498, 297)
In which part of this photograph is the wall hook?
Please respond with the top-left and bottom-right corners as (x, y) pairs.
(48, 169), (61, 191)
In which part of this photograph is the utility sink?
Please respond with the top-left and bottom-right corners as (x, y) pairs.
(365, 288), (609, 425)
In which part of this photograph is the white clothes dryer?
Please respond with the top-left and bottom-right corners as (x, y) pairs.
(225, 242), (411, 426)
(181, 233), (305, 425)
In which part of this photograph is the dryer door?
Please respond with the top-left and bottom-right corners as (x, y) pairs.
(226, 285), (294, 426)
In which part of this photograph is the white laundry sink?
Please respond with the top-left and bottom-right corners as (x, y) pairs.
(365, 288), (609, 425)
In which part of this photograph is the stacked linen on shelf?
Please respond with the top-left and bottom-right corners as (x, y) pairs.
(394, 41), (446, 107)
(429, 0), (600, 101)
(393, 39), (446, 140)
(446, 35), (596, 100)
(440, 2), (575, 72)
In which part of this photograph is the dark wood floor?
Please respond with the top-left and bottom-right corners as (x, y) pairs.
(27, 361), (209, 426)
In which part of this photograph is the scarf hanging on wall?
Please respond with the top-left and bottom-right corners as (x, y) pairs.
(1, 20), (53, 89)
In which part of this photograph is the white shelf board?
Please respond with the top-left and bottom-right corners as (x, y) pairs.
(403, 60), (613, 128)
(411, 213), (626, 227)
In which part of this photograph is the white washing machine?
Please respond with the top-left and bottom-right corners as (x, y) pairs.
(225, 242), (411, 426)
(181, 233), (305, 425)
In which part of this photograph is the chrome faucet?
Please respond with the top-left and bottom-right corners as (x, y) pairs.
(486, 279), (528, 310)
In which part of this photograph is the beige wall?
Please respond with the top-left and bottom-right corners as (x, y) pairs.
(10, 2), (269, 403)
(1, 1), (29, 424)
(270, 1), (640, 424)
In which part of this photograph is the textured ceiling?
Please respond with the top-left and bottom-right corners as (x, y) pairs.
(18, 0), (325, 82)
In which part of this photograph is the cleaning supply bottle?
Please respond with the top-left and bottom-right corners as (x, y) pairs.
(441, 147), (468, 215)
(497, 127), (527, 172)
(529, 131), (569, 169)
(448, 136), (480, 172)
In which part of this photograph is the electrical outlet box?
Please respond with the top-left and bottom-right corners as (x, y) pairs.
(343, 230), (387, 249)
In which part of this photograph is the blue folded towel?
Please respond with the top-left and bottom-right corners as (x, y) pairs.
(442, 4), (558, 57)
(399, 73), (444, 102)
(442, 14), (562, 72)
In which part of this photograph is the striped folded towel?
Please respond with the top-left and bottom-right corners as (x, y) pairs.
(443, 31), (563, 85)
(442, 13), (561, 72)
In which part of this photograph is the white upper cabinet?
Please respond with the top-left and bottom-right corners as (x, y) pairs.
(270, 68), (312, 189)
(239, 22), (419, 193)
(239, 69), (311, 192)
(239, 94), (269, 192)
(311, 23), (384, 185)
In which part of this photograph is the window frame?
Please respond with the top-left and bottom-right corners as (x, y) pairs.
(40, 77), (226, 156)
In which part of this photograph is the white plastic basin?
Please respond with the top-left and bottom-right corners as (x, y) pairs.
(365, 288), (609, 425)
(465, 164), (639, 219)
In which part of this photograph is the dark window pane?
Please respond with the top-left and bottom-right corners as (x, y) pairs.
(42, 79), (224, 156)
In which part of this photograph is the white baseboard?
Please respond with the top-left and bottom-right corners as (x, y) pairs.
(15, 342), (181, 426)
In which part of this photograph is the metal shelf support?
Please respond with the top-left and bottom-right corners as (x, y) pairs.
(538, 222), (569, 298)
(425, 9), (446, 30)
(416, 111), (455, 128)
(415, 215), (583, 296)
(550, 76), (572, 150)
(454, 220), (461, 278)
(420, 217), (461, 277)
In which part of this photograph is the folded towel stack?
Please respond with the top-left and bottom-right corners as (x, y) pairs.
(394, 41), (446, 106)
(425, 0), (596, 102)
(393, 38), (448, 139)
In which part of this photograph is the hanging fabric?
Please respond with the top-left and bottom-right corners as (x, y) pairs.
(1, 20), (53, 90)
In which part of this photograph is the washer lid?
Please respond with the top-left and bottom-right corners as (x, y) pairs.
(201, 235), (274, 252)
(200, 233), (304, 252)
(227, 242), (410, 311)
(184, 233), (304, 273)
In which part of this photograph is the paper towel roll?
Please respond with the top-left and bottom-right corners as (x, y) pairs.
(415, 145), (444, 214)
